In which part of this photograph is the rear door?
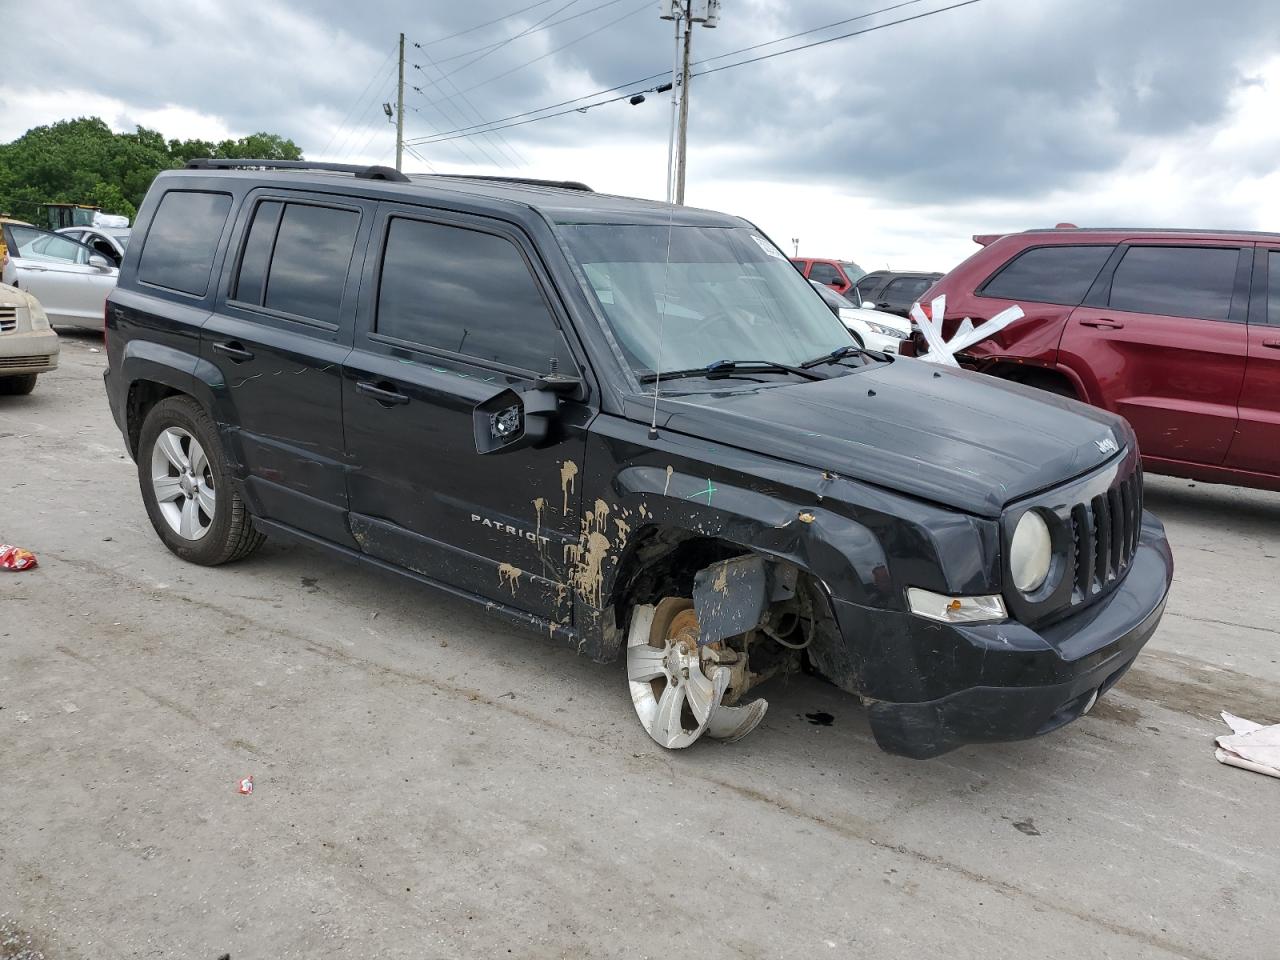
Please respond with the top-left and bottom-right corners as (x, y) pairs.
(1225, 246), (1280, 476)
(202, 190), (372, 546)
(1062, 242), (1250, 465)
(341, 202), (588, 623)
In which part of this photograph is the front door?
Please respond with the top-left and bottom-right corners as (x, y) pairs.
(1226, 246), (1280, 476)
(1061, 242), (1250, 465)
(202, 191), (373, 546)
(341, 203), (589, 625)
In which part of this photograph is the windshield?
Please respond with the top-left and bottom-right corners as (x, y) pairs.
(841, 261), (867, 283)
(561, 224), (854, 376)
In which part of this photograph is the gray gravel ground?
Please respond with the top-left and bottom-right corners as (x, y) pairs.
(2, 331), (1278, 959)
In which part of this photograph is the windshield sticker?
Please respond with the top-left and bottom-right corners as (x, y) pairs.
(750, 235), (786, 260)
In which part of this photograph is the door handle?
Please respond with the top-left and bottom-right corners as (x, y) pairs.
(212, 341), (255, 362)
(1078, 318), (1125, 329)
(356, 380), (410, 406)
(1262, 340), (1280, 350)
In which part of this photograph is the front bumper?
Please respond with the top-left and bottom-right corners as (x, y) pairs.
(0, 328), (59, 375)
(833, 512), (1173, 758)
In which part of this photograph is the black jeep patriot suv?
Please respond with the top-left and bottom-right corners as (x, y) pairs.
(104, 159), (1173, 757)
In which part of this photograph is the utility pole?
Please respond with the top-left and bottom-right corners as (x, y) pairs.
(395, 32), (405, 173)
(674, 5), (693, 205)
(661, 1), (719, 205)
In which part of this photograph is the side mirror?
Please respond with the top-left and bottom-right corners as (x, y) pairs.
(473, 384), (569, 455)
(88, 254), (112, 271)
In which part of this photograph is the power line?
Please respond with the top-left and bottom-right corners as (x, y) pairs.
(403, 143), (438, 172)
(692, 0), (929, 67)
(416, 0), (581, 84)
(417, 1), (650, 105)
(407, 0), (984, 147)
(413, 51), (527, 168)
(328, 56), (399, 159)
(320, 45), (397, 157)
(695, 0), (985, 79)
(423, 0), (630, 68)
(404, 70), (668, 144)
(407, 103), (502, 167)
(417, 0), (557, 48)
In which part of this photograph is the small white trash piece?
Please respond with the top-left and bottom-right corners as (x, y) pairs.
(1215, 712), (1280, 779)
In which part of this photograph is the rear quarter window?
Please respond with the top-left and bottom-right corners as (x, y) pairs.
(137, 190), (233, 297)
(979, 244), (1114, 305)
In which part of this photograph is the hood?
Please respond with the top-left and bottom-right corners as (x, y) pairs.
(649, 359), (1128, 517)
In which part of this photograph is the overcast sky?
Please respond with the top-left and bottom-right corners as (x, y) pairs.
(3, 0), (1279, 269)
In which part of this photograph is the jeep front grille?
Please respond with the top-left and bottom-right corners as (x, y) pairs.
(0, 305), (16, 332)
(1070, 466), (1142, 598)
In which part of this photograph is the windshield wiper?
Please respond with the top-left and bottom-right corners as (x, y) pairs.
(801, 344), (889, 368)
(639, 359), (826, 384)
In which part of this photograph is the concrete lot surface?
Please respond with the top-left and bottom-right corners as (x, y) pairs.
(2, 332), (1278, 959)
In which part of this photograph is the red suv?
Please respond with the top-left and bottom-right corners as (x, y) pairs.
(791, 257), (865, 296)
(919, 228), (1280, 492)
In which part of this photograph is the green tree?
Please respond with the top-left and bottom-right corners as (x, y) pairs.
(0, 117), (303, 223)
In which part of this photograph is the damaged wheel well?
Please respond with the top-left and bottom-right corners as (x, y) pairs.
(606, 525), (859, 693)
(126, 380), (181, 458)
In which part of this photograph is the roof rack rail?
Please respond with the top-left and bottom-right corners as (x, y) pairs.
(430, 174), (593, 193)
(184, 158), (410, 183)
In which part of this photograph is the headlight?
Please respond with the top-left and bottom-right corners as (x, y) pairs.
(864, 320), (906, 338)
(1010, 511), (1052, 593)
(22, 293), (50, 330)
(907, 587), (1006, 624)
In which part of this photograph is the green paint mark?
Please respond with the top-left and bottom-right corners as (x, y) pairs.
(687, 479), (717, 505)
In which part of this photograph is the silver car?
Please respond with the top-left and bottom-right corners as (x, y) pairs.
(0, 223), (119, 329)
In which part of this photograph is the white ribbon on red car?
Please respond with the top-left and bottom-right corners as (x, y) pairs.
(909, 294), (1026, 367)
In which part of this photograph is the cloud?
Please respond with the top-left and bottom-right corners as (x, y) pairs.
(2, 0), (1278, 268)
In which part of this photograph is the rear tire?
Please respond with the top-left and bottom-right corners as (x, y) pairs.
(0, 374), (37, 395)
(137, 395), (265, 565)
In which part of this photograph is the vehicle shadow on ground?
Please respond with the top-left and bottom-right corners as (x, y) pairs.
(1143, 475), (1280, 536)
(230, 537), (1131, 794)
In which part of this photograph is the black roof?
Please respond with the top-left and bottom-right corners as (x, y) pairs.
(178, 159), (742, 228)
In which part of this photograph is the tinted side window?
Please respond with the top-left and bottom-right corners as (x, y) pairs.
(137, 191), (232, 296)
(232, 200), (282, 305)
(1108, 246), (1239, 321)
(981, 245), (1113, 305)
(1269, 251), (1280, 326)
(809, 262), (843, 285)
(853, 275), (879, 297)
(883, 277), (932, 303)
(377, 217), (562, 373)
(263, 204), (360, 325)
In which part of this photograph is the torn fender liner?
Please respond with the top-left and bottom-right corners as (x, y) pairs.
(692, 555), (795, 646)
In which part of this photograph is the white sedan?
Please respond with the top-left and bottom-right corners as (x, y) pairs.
(809, 279), (911, 353)
(0, 223), (118, 330)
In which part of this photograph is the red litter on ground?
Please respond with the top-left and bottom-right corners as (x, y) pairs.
(237, 776), (254, 795)
(0, 545), (37, 571)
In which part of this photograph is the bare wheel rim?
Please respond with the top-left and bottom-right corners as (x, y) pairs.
(150, 426), (215, 541)
(627, 599), (729, 750)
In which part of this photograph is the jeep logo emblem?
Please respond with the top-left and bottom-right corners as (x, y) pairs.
(1095, 437), (1119, 455)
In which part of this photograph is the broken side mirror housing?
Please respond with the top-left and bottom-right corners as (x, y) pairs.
(472, 377), (579, 455)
